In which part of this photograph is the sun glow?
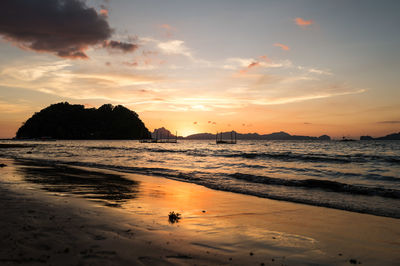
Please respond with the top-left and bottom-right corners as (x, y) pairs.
(178, 128), (201, 137)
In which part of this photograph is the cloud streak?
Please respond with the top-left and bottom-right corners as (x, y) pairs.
(0, 0), (113, 59)
(239, 61), (260, 74)
(0, 58), (366, 114)
(0, 59), (167, 102)
(295, 17), (314, 27)
(252, 89), (366, 105)
(274, 43), (290, 51)
(157, 40), (192, 58)
(159, 24), (176, 38)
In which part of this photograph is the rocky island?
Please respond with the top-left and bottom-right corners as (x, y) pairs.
(16, 102), (151, 140)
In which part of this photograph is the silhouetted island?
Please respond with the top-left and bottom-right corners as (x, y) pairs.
(360, 132), (400, 140)
(185, 131), (331, 140)
(16, 102), (151, 140)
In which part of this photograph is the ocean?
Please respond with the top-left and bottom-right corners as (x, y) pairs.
(1, 139), (399, 218)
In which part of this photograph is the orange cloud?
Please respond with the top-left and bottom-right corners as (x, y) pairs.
(123, 61), (138, 67)
(123, 50), (164, 69)
(295, 17), (314, 27)
(274, 43), (290, 51)
(159, 24), (176, 38)
(160, 24), (173, 30)
(100, 9), (108, 17)
(259, 55), (269, 62)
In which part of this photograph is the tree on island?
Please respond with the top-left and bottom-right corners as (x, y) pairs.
(16, 102), (151, 140)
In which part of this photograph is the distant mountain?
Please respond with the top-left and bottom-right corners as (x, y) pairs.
(360, 132), (400, 140)
(360, 135), (374, 140)
(184, 133), (215, 140)
(16, 102), (151, 139)
(185, 131), (331, 140)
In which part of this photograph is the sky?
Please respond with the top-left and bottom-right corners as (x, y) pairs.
(0, 0), (399, 138)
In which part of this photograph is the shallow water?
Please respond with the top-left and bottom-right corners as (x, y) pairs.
(1, 139), (399, 218)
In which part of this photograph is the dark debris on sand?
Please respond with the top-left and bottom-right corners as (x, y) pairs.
(168, 211), (181, 224)
(349, 258), (362, 264)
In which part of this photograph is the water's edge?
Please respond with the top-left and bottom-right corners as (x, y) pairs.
(3, 155), (399, 219)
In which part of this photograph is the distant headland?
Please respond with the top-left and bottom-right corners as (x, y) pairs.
(149, 128), (330, 141)
(154, 128), (399, 141)
(16, 102), (151, 140)
(184, 131), (331, 140)
(360, 132), (400, 141)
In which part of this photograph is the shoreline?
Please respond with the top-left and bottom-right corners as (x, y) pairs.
(2, 155), (399, 219)
(0, 158), (400, 265)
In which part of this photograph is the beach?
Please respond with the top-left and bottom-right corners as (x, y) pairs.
(0, 157), (399, 265)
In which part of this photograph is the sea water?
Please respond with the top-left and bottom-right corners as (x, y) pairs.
(1, 139), (399, 218)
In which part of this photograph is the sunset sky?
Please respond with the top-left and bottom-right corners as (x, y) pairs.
(1, 0), (399, 138)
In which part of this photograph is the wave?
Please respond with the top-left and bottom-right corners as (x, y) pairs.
(272, 166), (400, 182)
(228, 173), (400, 199)
(222, 151), (352, 163)
(9, 156), (400, 199)
(83, 145), (400, 165)
(5, 156), (400, 219)
(7, 157), (400, 199)
(222, 152), (400, 165)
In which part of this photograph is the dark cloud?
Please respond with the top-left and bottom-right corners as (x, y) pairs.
(248, 62), (260, 68)
(0, 0), (113, 59)
(240, 61), (261, 74)
(103, 40), (138, 53)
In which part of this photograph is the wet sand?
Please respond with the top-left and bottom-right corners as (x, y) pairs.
(0, 158), (399, 265)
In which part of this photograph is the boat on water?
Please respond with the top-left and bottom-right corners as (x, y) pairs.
(140, 131), (178, 143)
(216, 131), (237, 144)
